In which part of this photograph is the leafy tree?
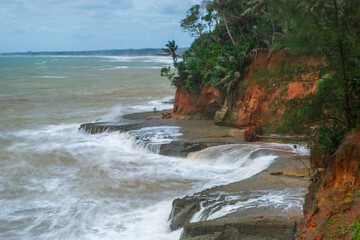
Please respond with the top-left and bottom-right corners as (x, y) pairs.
(201, 8), (216, 32)
(276, 0), (360, 131)
(206, 0), (237, 46)
(161, 0), (360, 155)
(180, 5), (206, 39)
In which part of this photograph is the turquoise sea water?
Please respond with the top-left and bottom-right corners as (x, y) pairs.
(0, 56), (301, 240)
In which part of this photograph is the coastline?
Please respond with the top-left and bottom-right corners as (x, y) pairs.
(80, 109), (311, 239)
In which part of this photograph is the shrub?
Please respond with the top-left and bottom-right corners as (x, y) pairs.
(316, 124), (346, 166)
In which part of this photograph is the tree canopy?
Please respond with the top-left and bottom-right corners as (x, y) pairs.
(161, 0), (360, 151)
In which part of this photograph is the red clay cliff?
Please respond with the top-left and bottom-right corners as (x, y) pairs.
(172, 49), (322, 130)
(300, 128), (360, 239)
(173, 86), (221, 119)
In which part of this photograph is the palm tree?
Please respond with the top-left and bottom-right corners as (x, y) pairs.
(162, 40), (180, 64)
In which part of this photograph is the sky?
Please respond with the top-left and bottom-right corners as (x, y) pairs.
(0, 0), (202, 53)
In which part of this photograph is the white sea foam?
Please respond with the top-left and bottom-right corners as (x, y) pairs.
(184, 144), (307, 223)
(187, 144), (276, 186)
(37, 76), (67, 79)
(129, 126), (182, 153)
(98, 66), (130, 71)
(104, 201), (182, 240)
(101, 56), (173, 65)
(190, 189), (306, 223)
(260, 142), (310, 156)
(0, 56), (306, 240)
(1, 123), (300, 239)
(129, 96), (174, 113)
(95, 96), (173, 123)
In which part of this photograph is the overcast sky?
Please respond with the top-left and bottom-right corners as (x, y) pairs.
(0, 0), (202, 52)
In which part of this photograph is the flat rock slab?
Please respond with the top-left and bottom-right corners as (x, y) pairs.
(169, 150), (310, 240)
(79, 110), (310, 239)
(270, 168), (310, 177)
(79, 110), (245, 157)
(181, 214), (300, 240)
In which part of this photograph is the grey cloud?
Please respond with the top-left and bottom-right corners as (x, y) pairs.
(71, 0), (134, 11)
(147, 0), (201, 14)
(0, 0), (134, 17)
(0, 0), (196, 52)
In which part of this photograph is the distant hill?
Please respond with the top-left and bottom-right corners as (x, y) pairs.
(0, 48), (188, 56)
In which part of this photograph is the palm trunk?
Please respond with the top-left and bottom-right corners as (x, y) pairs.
(222, 11), (236, 46)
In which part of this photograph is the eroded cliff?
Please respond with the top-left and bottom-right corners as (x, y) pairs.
(173, 87), (221, 119)
(173, 49), (322, 131)
(300, 128), (360, 239)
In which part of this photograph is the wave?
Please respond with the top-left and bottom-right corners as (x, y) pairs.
(187, 144), (276, 186)
(130, 96), (174, 112)
(95, 96), (173, 122)
(37, 76), (67, 79)
(128, 126), (182, 153)
(190, 188), (306, 223)
(1, 123), (292, 239)
(98, 66), (130, 71)
(101, 56), (173, 65)
(98, 66), (166, 71)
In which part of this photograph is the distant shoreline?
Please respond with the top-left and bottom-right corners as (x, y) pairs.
(0, 47), (188, 56)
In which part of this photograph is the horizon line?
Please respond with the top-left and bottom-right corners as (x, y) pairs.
(0, 47), (189, 55)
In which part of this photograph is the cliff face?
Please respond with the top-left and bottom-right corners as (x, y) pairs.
(300, 128), (360, 239)
(223, 50), (319, 128)
(173, 49), (321, 130)
(173, 86), (221, 119)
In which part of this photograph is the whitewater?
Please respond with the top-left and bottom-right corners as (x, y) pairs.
(0, 56), (304, 239)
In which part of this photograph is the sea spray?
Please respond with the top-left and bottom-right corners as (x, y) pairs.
(0, 55), (308, 239)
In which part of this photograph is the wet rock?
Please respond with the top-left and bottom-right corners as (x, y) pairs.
(169, 196), (202, 231)
(180, 216), (300, 240)
(270, 168), (310, 177)
(270, 170), (283, 176)
(79, 122), (143, 134)
(162, 112), (172, 119)
(159, 141), (227, 157)
(80, 121), (233, 157)
(169, 148), (310, 240)
(171, 180), (307, 239)
(162, 98), (175, 104)
(244, 127), (260, 142)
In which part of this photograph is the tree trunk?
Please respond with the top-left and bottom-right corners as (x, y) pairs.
(333, 0), (352, 129)
(222, 11), (236, 46)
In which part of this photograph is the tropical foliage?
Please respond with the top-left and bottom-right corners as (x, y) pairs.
(161, 0), (360, 155)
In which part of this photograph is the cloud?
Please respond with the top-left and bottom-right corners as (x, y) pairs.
(0, 0), (134, 18)
(144, 0), (202, 15)
(0, 0), (198, 52)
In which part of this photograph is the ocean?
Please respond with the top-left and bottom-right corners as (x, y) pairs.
(0, 56), (303, 239)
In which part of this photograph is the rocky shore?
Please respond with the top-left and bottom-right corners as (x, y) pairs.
(80, 109), (311, 240)
(80, 110), (244, 157)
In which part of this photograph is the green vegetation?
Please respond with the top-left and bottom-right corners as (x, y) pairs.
(161, 0), (360, 161)
(313, 205), (320, 213)
(350, 219), (360, 240)
(280, 86), (289, 95)
(326, 217), (334, 230)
